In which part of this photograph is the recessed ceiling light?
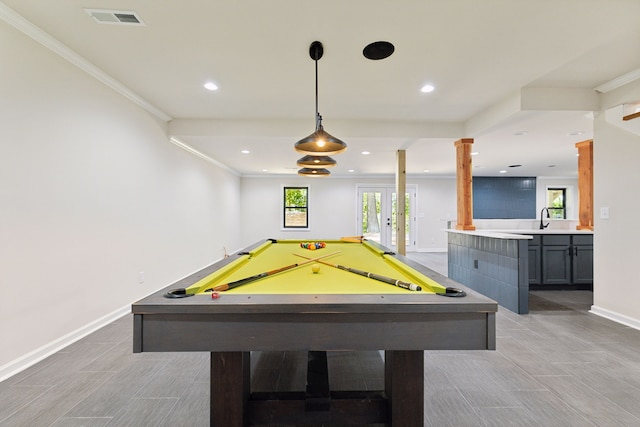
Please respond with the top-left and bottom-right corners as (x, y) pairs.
(204, 82), (218, 91)
(420, 84), (435, 93)
(361, 151), (370, 155)
(348, 169), (355, 173)
(569, 131), (584, 136)
(514, 131), (527, 136)
(423, 169), (430, 173)
(261, 169), (268, 172)
(471, 152), (479, 156)
(499, 170), (507, 174)
(241, 150), (250, 154)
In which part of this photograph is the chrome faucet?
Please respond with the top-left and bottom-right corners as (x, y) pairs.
(539, 207), (550, 229)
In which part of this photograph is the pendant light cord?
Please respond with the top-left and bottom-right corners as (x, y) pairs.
(314, 45), (321, 130)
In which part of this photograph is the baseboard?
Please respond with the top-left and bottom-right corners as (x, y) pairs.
(590, 305), (640, 331)
(0, 305), (130, 383)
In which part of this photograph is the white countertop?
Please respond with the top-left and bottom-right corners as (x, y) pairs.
(445, 229), (533, 239)
(445, 228), (593, 239)
(486, 229), (593, 235)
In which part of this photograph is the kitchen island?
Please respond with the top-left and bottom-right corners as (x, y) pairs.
(446, 228), (593, 314)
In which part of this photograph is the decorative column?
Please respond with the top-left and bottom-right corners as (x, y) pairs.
(455, 138), (475, 230)
(575, 140), (593, 230)
(396, 150), (406, 255)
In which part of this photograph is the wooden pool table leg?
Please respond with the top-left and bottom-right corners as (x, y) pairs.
(210, 351), (250, 427)
(385, 350), (424, 427)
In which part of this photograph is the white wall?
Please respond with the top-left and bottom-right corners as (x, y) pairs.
(536, 177), (578, 220)
(239, 175), (458, 251)
(240, 176), (363, 244)
(414, 177), (457, 251)
(591, 102), (640, 327)
(0, 21), (241, 372)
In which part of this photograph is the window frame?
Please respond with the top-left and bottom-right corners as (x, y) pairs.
(282, 186), (310, 230)
(547, 187), (567, 219)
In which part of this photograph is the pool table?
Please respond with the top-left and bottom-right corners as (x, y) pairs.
(132, 238), (497, 426)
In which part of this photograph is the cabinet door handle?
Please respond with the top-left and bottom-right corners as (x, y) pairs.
(574, 247), (578, 257)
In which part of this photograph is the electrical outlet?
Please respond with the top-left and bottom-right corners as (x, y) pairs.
(138, 271), (145, 284)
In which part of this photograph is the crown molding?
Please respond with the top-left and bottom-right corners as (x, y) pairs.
(0, 2), (172, 122)
(595, 67), (640, 94)
(169, 137), (240, 176)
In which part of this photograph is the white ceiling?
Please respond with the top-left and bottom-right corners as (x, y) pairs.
(3, 0), (640, 177)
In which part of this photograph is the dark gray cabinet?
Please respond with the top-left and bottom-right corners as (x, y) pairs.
(527, 235), (541, 285)
(528, 234), (593, 290)
(571, 235), (594, 285)
(541, 235), (572, 285)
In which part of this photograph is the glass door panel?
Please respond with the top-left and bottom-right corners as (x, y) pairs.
(361, 190), (386, 244)
(358, 186), (415, 251)
(391, 192), (412, 248)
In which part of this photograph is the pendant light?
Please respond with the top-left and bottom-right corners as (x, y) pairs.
(294, 41), (347, 157)
(297, 155), (337, 169)
(298, 167), (331, 177)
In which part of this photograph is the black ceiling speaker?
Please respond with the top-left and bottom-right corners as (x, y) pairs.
(363, 41), (395, 60)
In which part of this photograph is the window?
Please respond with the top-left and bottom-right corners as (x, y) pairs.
(283, 187), (309, 228)
(547, 188), (566, 219)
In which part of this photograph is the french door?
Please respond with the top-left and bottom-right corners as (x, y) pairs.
(357, 185), (416, 251)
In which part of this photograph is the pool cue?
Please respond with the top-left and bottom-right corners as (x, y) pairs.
(293, 253), (422, 291)
(203, 251), (342, 292)
(340, 235), (364, 243)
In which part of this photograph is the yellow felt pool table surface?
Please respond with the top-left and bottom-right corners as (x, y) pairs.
(185, 238), (449, 295)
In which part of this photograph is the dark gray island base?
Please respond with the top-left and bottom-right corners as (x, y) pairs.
(447, 229), (594, 314)
(133, 241), (497, 427)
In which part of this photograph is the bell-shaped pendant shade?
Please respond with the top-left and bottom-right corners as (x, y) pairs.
(294, 42), (346, 164)
(294, 125), (347, 156)
(298, 167), (331, 177)
(297, 155), (337, 168)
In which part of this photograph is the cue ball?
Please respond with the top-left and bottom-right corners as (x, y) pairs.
(211, 292), (220, 299)
(311, 264), (320, 274)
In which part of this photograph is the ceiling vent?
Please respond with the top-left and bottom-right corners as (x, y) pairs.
(84, 9), (145, 26)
